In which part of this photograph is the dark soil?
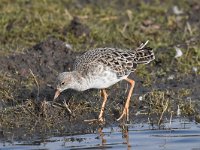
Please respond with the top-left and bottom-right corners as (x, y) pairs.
(0, 37), (76, 102)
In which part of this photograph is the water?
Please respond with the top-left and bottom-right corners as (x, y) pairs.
(0, 119), (200, 150)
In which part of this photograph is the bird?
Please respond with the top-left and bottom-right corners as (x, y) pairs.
(53, 41), (155, 123)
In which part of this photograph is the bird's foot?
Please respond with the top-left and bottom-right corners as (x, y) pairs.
(51, 101), (75, 117)
(116, 110), (126, 121)
(84, 117), (105, 125)
(116, 108), (130, 124)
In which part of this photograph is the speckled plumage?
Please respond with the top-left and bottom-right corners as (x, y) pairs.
(73, 42), (154, 78)
(54, 41), (155, 123)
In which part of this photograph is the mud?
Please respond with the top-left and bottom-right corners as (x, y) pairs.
(0, 37), (75, 102)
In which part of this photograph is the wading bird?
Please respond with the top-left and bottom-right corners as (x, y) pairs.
(53, 41), (155, 123)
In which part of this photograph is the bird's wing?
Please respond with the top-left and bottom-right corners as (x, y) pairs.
(73, 48), (138, 77)
(73, 48), (109, 71)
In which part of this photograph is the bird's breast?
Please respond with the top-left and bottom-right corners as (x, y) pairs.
(85, 69), (127, 89)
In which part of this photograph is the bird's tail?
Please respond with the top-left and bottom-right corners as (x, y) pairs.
(135, 41), (155, 64)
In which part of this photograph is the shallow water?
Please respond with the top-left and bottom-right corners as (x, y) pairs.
(0, 119), (200, 150)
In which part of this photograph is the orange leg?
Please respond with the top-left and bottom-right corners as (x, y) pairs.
(98, 89), (108, 122)
(117, 78), (135, 122)
(84, 89), (108, 123)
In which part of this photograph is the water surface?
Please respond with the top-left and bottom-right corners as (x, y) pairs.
(0, 119), (200, 150)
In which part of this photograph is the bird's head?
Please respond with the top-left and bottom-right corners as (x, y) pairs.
(53, 72), (73, 101)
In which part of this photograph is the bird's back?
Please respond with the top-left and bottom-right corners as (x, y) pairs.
(74, 41), (155, 77)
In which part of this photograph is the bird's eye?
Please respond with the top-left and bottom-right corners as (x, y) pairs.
(61, 82), (65, 85)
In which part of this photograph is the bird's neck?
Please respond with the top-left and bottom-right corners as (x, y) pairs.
(69, 71), (90, 91)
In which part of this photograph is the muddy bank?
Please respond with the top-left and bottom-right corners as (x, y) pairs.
(0, 37), (99, 140)
(0, 37), (200, 141)
(0, 38), (75, 103)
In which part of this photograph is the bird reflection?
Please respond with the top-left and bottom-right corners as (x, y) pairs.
(98, 127), (107, 146)
(97, 126), (131, 149)
(122, 126), (131, 150)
